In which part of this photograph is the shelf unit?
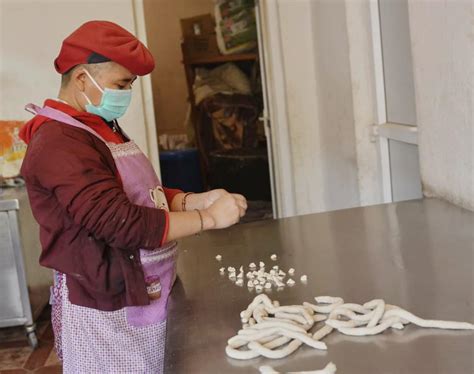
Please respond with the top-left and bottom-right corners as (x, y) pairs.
(180, 46), (260, 187)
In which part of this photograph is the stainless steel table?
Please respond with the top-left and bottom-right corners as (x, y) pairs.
(165, 199), (474, 374)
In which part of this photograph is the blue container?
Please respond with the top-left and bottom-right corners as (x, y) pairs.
(159, 148), (204, 193)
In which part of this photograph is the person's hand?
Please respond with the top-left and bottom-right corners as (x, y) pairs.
(202, 189), (248, 213)
(204, 193), (246, 229)
(230, 193), (248, 217)
(202, 189), (228, 209)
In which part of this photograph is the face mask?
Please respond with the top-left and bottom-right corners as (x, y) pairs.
(82, 69), (132, 122)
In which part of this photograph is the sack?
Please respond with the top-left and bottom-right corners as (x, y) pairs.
(193, 63), (252, 105)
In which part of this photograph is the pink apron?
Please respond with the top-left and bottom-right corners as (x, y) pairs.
(25, 103), (177, 372)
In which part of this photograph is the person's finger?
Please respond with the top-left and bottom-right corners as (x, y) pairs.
(238, 200), (247, 211)
(232, 193), (245, 202)
(232, 194), (247, 209)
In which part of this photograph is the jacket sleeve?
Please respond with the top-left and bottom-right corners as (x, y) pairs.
(23, 122), (167, 250)
(163, 187), (183, 207)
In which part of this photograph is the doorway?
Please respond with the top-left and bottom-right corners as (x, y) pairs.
(143, 0), (275, 222)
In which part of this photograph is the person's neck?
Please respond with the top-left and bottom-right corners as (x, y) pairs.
(57, 89), (84, 112)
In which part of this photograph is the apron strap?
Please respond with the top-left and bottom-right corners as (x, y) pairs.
(25, 103), (107, 143)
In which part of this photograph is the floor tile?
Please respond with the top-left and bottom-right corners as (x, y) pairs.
(44, 349), (61, 367)
(34, 365), (62, 374)
(0, 347), (31, 370)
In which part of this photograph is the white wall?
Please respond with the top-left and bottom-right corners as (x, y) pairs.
(264, 0), (382, 217)
(408, 0), (473, 210)
(270, 0), (472, 215)
(0, 0), (159, 170)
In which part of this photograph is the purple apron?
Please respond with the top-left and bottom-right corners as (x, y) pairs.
(25, 103), (178, 328)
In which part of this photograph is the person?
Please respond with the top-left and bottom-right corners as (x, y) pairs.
(19, 20), (247, 373)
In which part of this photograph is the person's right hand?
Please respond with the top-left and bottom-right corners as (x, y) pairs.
(204, 193), (245, 229)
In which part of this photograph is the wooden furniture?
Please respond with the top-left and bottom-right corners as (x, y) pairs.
(180, 46), (259, 187)
(181, 50), (259, 109)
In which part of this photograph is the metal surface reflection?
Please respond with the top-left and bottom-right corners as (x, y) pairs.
(165, 199), (474, 373)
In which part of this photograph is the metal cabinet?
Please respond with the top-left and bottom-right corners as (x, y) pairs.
(0, 187), (52, 347)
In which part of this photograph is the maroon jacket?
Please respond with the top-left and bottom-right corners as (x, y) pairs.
(21, 120), (168, 311)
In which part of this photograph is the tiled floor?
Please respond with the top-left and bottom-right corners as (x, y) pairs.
(0, 306), (62, 373)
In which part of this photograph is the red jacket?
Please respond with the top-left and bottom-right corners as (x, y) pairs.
(20, 100), (181, 311)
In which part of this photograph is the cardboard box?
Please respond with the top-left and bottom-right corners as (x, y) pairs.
(180, 14), (215, 38)
(182, 34), (220, 60)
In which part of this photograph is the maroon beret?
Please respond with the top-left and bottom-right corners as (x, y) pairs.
(54, 20), (155, 76)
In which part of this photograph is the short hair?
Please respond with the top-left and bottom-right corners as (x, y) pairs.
(60, 62), (109, 88)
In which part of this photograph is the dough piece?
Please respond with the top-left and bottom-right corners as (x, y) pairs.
(228, 294), (328, 361)
(382, 307), (474, 330)
(215, 254), (222, 261)
(271, 254), (278, 261)
(273, 276), (285, 288)
(259, 362), (337, 374)
(227, 293), (474, 363)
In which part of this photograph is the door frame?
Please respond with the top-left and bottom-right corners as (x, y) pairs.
(256, 0), (297, 218)
(370, 0), (392, 203)
(132, 0), (161, 176)
(369, 0), (420, 204)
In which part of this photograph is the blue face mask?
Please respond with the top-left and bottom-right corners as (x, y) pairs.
(82, 69), (132, 122)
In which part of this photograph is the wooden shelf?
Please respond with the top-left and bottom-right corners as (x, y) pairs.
(183, 52), (258, 66)
(180, 44), (261, 189)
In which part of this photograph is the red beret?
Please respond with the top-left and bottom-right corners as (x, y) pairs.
(54, 20), (154, 76)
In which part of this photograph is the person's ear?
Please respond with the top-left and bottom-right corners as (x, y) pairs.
(72, 68), (87, 92)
